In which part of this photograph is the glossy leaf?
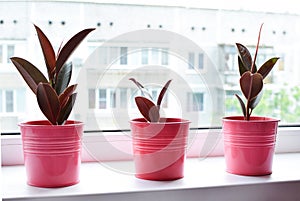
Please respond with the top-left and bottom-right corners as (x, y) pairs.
(56, 28), (95, 75)
(129, 78), (153, 100)
(55, 62), (72, 95)
(240, 72), (263, 100)
(58, 84), (77, 108)
(235, 94), (246, 118)
(249, 90), (263, 110)
(34, 24), (56, 81)
(157, 79), (172, 108)
(237, 56), (248, 76)
(257, 57), (279, 79)
(10, 57), (48, 94)
(236, 43), (257, 73)
(36, 83), (60, 125)
(135, 96), (160, 122)
(57, 93), (77, 125)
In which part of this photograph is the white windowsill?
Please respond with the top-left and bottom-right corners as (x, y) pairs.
(2, 153), (300, 201)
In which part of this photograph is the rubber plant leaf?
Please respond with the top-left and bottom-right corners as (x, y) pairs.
(34, 24), (56, 81)
(36, 83), (60, 125)
(10, 57), (48, 94)
(135, 96), (160, 122)
(236, 43), (257, 73)
(58, 84), (77, 108)
(129, 78), (153, 100)
(240, 71), (263, 100)
(235, 94), (246, 118)
(249, 90), (263, 110)
(257, 57), (280, 79)
(57, 93), (77, 125)
(237, 56), (248, 77)
(55, 63), (72, 95)
(157, 79), (172, 109)
(56, 28), (96, 76)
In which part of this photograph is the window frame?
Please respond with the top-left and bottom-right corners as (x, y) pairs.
(2, 126), (300, 166)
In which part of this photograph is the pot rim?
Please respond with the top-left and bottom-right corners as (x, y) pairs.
(130, 117), (191, 125)
(222, 116), (280, 123)
(19, 120), (84, 127)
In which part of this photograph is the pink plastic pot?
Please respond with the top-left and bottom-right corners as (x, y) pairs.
(130, 118), (190, 181)
(19, 120), (83, 188)
(222, 116), (279, 176)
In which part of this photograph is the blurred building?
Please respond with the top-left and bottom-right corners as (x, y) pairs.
(0, 1), (296, 131)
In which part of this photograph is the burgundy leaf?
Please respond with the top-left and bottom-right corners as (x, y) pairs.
(36, 83), (60, 125)
(235, 94), (246, 118)
(237, 56), (248, 76)
(135, 96), (160, 122)
(240, 72), (263, 101)
(129, 78), (153, 100)
(10, 57), (48, 94)
(157, 79), (172, 108)
(249, 90), (263, 110)
(236, 43), (257, 72)
(56, 28), (95, 75)
(55, 62), (72, 95)
(34, 24), (56, 81)
(58, 84), (77, 108)
(57, 93), (77, 125)
(257, 57), (279, 79)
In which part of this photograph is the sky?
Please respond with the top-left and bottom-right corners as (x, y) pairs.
(62, 0), (300, 15)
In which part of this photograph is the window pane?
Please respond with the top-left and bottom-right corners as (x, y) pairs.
(193, 93), (204, 111)
(120, 47), (128, 65)
(0, 45), (3, 63)
(198, 53), (203, 70)
(110, 90), (116, 108)
(161, 48), (169, 65)
(120, 88), (127, 108)
(5, 91), (14, 112)
(7, 45), (14, 63)
(141, 48), (148, 65)
(99, 89), (107, 109)
(188, 52), (194, 69)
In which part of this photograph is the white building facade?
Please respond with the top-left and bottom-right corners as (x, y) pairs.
(0, 1), (298, 131)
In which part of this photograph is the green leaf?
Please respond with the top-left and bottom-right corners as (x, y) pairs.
(157, 79), (172, 108)
(58, 84), (77, 108)
(34, 24), (56, 81)
(257, 57), (279, 79)
(36, 83), (60, 125)
(55, 62), (72, 95)
(57, 93), (77, 125)
(240, 72), (263, 101)
(135, 96), (160, 122)
(235, 94), (246, 118)
(236, 43), (257, 73)
(10, 57), (48, 94)
(56, 28), (95, 75)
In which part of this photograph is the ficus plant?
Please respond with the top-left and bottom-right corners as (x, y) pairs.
(129, 78), (172, 122)
(11, 24), (95, 125)
(235, 23), (279, 121)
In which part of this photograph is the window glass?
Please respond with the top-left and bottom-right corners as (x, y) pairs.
(188, 52), (195, 69)
(7, 45), (14, 63)
(99, 89), (107, 109)
(1, 1), (300, 133)
(0, 45), (3, 63)
(5, 90), (14, 112)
